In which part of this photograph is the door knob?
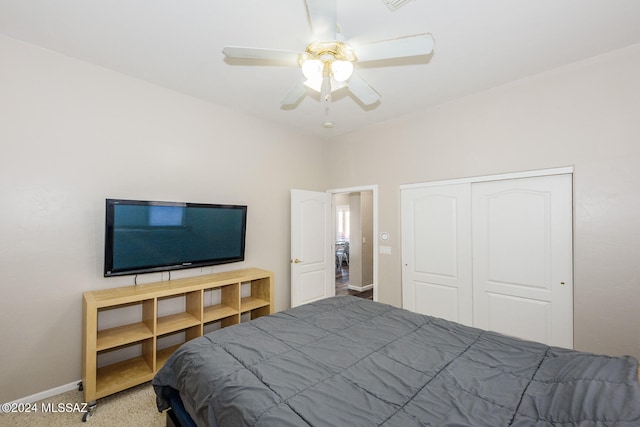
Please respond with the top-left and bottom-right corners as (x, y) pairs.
(291, 258), (303, 264)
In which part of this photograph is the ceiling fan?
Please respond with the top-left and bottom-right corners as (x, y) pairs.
(222, 0), (435, 108)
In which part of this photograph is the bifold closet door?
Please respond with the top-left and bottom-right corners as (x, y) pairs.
(472, 174), (573, 348)
(401, 184), (473, 326)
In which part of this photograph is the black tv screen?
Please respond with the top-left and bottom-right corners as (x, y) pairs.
(104, 199), (247, 277)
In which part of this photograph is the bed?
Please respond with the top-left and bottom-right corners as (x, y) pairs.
(153, 296), (640, 426)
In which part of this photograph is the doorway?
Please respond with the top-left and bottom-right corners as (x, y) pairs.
(329, 186), (378, 301)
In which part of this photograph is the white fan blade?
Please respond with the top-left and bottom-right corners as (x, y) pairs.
(303, 77), (348, 93)
(356, 33), (435, 62)
(305, 0), (337, 41)
(348, 73), (380, 106)
(281, 81), (307, 106)
(222, 46), (301, 65)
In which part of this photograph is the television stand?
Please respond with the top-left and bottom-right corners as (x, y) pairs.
(81, 268), (273, 420)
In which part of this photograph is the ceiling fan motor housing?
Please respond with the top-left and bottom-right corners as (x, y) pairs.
(301, 40), (357, 83)
(303, 40), (357, 63)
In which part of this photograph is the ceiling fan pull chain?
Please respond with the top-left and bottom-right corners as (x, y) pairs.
(321, 74), (332, 103)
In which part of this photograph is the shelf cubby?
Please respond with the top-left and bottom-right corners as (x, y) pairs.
(203, 282), (240, 327)
(95, 338), (154, 400)
(241, 277), (272, 319)
(96, 299), (155, 351)
(156, 326), (200, 369)
(156, 291), (202, 336)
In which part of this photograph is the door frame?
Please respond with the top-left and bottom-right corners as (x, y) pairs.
(327, 185), (379, 302)
(400, 167), (574, 189)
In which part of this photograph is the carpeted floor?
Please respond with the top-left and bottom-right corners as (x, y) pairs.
(0, 382), (164, 427)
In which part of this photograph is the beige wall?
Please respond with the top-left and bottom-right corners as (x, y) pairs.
(348, 193), (362, 286)
(0, 36), (326, 402)
(325, 44), (640, 360)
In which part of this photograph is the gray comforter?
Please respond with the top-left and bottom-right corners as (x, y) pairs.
(153, 296), (640, 426)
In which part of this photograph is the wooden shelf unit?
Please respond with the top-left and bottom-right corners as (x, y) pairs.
(82, 267), (274, 403)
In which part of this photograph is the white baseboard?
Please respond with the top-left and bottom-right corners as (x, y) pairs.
(7, 379), (82, 405)
(347, 283), (373, 293)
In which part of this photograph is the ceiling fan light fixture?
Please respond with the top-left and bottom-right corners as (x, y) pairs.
(331, 60), (353, 82)
(301, 59), (324, 81)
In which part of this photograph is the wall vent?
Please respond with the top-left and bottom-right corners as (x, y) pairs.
(382, 0), (414, 11)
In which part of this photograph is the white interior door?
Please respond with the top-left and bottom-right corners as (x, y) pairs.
(290, 189), (333, 308)
(472, 174), (573, 348)
(401, 184), (473, 325)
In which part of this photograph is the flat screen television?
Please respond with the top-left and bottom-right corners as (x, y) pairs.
(104, 199), (247, 277)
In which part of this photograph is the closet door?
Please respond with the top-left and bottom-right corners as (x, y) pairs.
(472, 174), (573, 348)
(401, 184), (473, 325)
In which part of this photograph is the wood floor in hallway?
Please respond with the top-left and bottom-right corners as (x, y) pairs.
(335, 265), (373, 300)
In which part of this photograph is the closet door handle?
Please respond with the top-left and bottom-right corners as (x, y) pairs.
(291, 258), (303, 264)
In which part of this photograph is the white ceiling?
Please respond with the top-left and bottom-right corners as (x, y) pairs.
(2, 0), (640, 138)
